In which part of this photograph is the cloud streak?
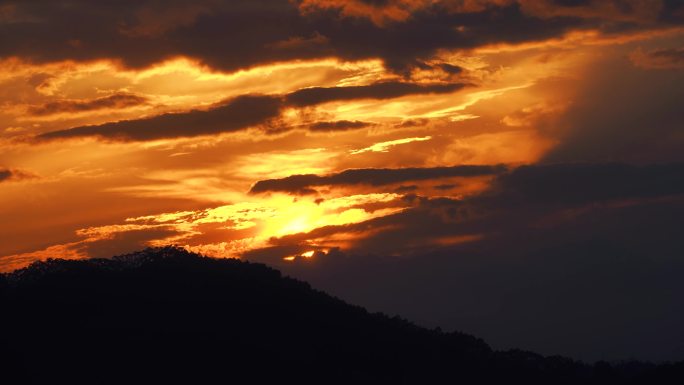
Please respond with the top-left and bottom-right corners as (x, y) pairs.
(37, 95), (283, 141)
(27, 93), (149, 116)
(630, 46), (684, 69)
(481, 162), (684, 206)
(350, 136), (432, 154)
(250, 164), (507, 194)
(285, 81), (468, 107)
(308, 120), (374, 132)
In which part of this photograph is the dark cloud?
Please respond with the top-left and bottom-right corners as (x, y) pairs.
(1, 1), (678, 74)
(308, 120), (373, 132)
(319, 163), (684, 255)
(27, 93), (149, 116)
(659, 0), (684, 23)
(433, 183), (457, 190)
(0, 169), (11, 182)
(394, 184), (418, 193)
(396, 118), (431, 128)
(300, 0), (660, 73)
(37, 94), (283, 141)
(544, 55), (684, 164)
(436, 63), (463, 75)
(551, 0), (592, 6)
(285, 81), (468, 107)
(631, 47), (684, 69)
(0, 168), (35, 183)
(650, 47), (684, 61)
(481, 162), (684, 206)
(249, 164), (507, 194)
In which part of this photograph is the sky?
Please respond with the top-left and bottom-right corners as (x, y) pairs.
(1, 0), (684, 362)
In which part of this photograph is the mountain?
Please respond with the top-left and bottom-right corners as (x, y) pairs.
(0, 246), (681, 384)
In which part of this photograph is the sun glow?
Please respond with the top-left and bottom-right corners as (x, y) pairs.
(258, 193), (402, 238)
(282, 250), (317, 262)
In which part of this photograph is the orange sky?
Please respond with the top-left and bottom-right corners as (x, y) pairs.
(1, 0), (683, 273)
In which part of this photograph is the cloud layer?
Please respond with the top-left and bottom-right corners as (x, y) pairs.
(1, 0), (682, 74)
(250, 164), (507, 194)
(285, 82), (468, 106)
(27, 93), (149, 116)
(36, 81), (469, 141)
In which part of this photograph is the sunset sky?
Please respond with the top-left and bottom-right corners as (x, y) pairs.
(1, 0), (684, 361)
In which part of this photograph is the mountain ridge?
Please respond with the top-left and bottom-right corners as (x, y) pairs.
(1, 246), (681, 384)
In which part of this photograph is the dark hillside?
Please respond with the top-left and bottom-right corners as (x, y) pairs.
(0, 247), (680, 384)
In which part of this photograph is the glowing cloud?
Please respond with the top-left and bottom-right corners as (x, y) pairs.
(350, 136), (433, 154)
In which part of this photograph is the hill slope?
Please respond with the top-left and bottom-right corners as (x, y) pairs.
(0, 247), (681, 384)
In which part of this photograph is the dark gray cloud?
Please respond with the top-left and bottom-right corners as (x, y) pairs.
(660, 0), (684, 23)
(394, 184), (419, 193)
(480, 162), (684, 206)
(0, 168), (34, 183)
(433, 183), (457, 190)
(551, 0), (592, 6)
(37, 94), (283, 141)
(436, 63), (463, 75)
(631, 46), (684, 69)
(649, 47), (684, 62)
(27, 93), (149, 116)
(285, 81), (468, 107)
(249, 164), (507, 194)
(308, 120), (373, 132)
(0, 169), (11, 182)
(1, 0), (681, 74)
(543, 56), (684, 164)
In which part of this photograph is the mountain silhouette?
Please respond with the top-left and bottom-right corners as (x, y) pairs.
(1, 246), (681, 384)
